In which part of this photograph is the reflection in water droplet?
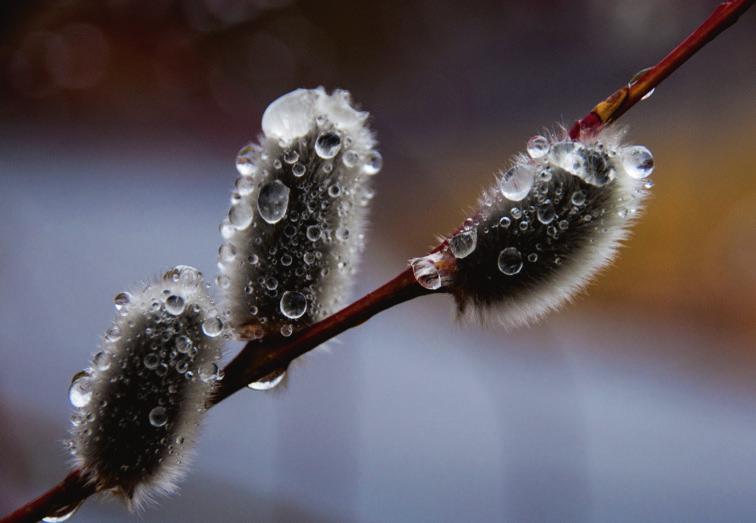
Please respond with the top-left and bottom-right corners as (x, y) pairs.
(42, 501), (83, 522)
(449, 228), (477, 259)
(314, 131), (341, 159)
(69, 371), (93, 408)
(280, 291), (307, 319)
(497, 247), (523, 276)
(499, 165), (534, 201)
(526, 135), (550, 159)
(257, 180), (290, 224)
(248, 370), (286, 391)
(149, 406), (167, 427)
(621, 145), (654, 179)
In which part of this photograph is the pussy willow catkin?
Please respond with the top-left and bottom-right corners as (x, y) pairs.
(68, 266), (224, 507)
(411, 127), (654, 328)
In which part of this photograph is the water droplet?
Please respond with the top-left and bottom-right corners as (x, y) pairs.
(328, 184), (342, 198)
(641, 87), (655, 101)
(315, 131), (342, 159)
(113, 292), (131, 312)
(93, 351), (111, 371)
(497, 247), (523, 276)
(235, 176), (255, 196)
(280, 291), (307, 319)
(571, 190), (586, 206)
(229, 203), (254, 229)
(292, 163), (306, 177)
(199, 363), (220, 383)
(499, 165), (535, 201)
(257, 180), (290, 224)
(105, 325), (122, 342)
(42, 501), (82, 522)
(410, 254), (444, 290)
(175, 335), (193, 354)
(202, 317), (223, 337)
(283, 149), (299, 164)
(69, 371), (92, 408)
(335, 227), (350, 241)
(219, 242), (237, 262)
(579, 148), (614, 186)
(143, 353), (159, 370)
(549, 141), (585, 175)
(280, 324), (293, 337)
(163, 265), (203, 287)
(264, 277), (279, 291)
(247, 370), (286, 391)
(165, 295), (185, 315)
(621, 145), (654, 179)
(499, 216), (511, 228)
(449, 228), (477, 259)
(262, 89), (318, 143)
(527, 253), (538, 262)
(149, 406), (167, 427)
(235, 143), (258, 176)
(537, 201), (556, 224)
(526, 135), (550, 159)
(306, 225), (322, 241)
(342, 150), (360, 167)
(362, 150), (382, 175)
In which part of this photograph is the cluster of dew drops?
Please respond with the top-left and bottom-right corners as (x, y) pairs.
(221, 122), (382, 335)
(413, 133), (654, 290)
(67, 266), (225, 443)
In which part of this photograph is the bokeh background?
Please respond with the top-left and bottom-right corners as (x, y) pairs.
(1, 1), (755, 521)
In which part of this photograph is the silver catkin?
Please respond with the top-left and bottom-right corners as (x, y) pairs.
(411, 126), (654, 328)
(217, 87), (380, 341)
(68, 265), (224, 507)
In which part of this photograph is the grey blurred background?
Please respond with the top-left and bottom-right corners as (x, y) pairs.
(1, 1), (755, 521)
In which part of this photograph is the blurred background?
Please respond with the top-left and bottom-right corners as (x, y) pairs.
(1, 1), (755, 521)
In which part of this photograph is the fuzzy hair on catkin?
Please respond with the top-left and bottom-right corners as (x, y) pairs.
(411, 126), (654, 329)
(217, 87), (381, 342)
(67, 265), (225, 509)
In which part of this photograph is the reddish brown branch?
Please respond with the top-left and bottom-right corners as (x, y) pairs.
(3, 2), (752, 521)
(1, 470), (95, 523)
(569, 0), (754, 139)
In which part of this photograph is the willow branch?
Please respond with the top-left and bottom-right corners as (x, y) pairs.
(3, 2), (752, 521)
(568, 0), (754, 139)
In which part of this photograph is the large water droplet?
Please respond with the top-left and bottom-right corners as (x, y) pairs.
(499, 165), (535, 201)
(165, 295), (185, 315)
(105, 325), (122, 342)
(621, 145), (654, 179)
(549, 141), (585, 175)
(280, 291), (307, 319)
(218, 242), (237, 262)
(526, 135), (550, 159)
(175, 335), (193, 354)
(315, 131), (342, 159)
(257, 180), (290, 224)
(69, 371), (93, 408)
(283, 149), (299, 164)
(149, 406), (167, 427)
(261, 89), (318, 143)
(579, 148), (614, 186)
(449, 228), (477, 259)
(248, 369), (286, 391)
(497, 247), (523, 276)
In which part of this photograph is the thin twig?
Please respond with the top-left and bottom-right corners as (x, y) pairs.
(568, 0), (754, 139)
(3, 2), (752, 521)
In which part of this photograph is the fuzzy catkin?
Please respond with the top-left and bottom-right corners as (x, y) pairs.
(411, 127), (654, 328)
(217, 87), (381, 341)
(68, 266), (224, 507)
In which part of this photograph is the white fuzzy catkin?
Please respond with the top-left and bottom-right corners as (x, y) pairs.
(68, 265), (224, 507)
(218, 87), (380, 341)
(411, 126), (654, 329)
